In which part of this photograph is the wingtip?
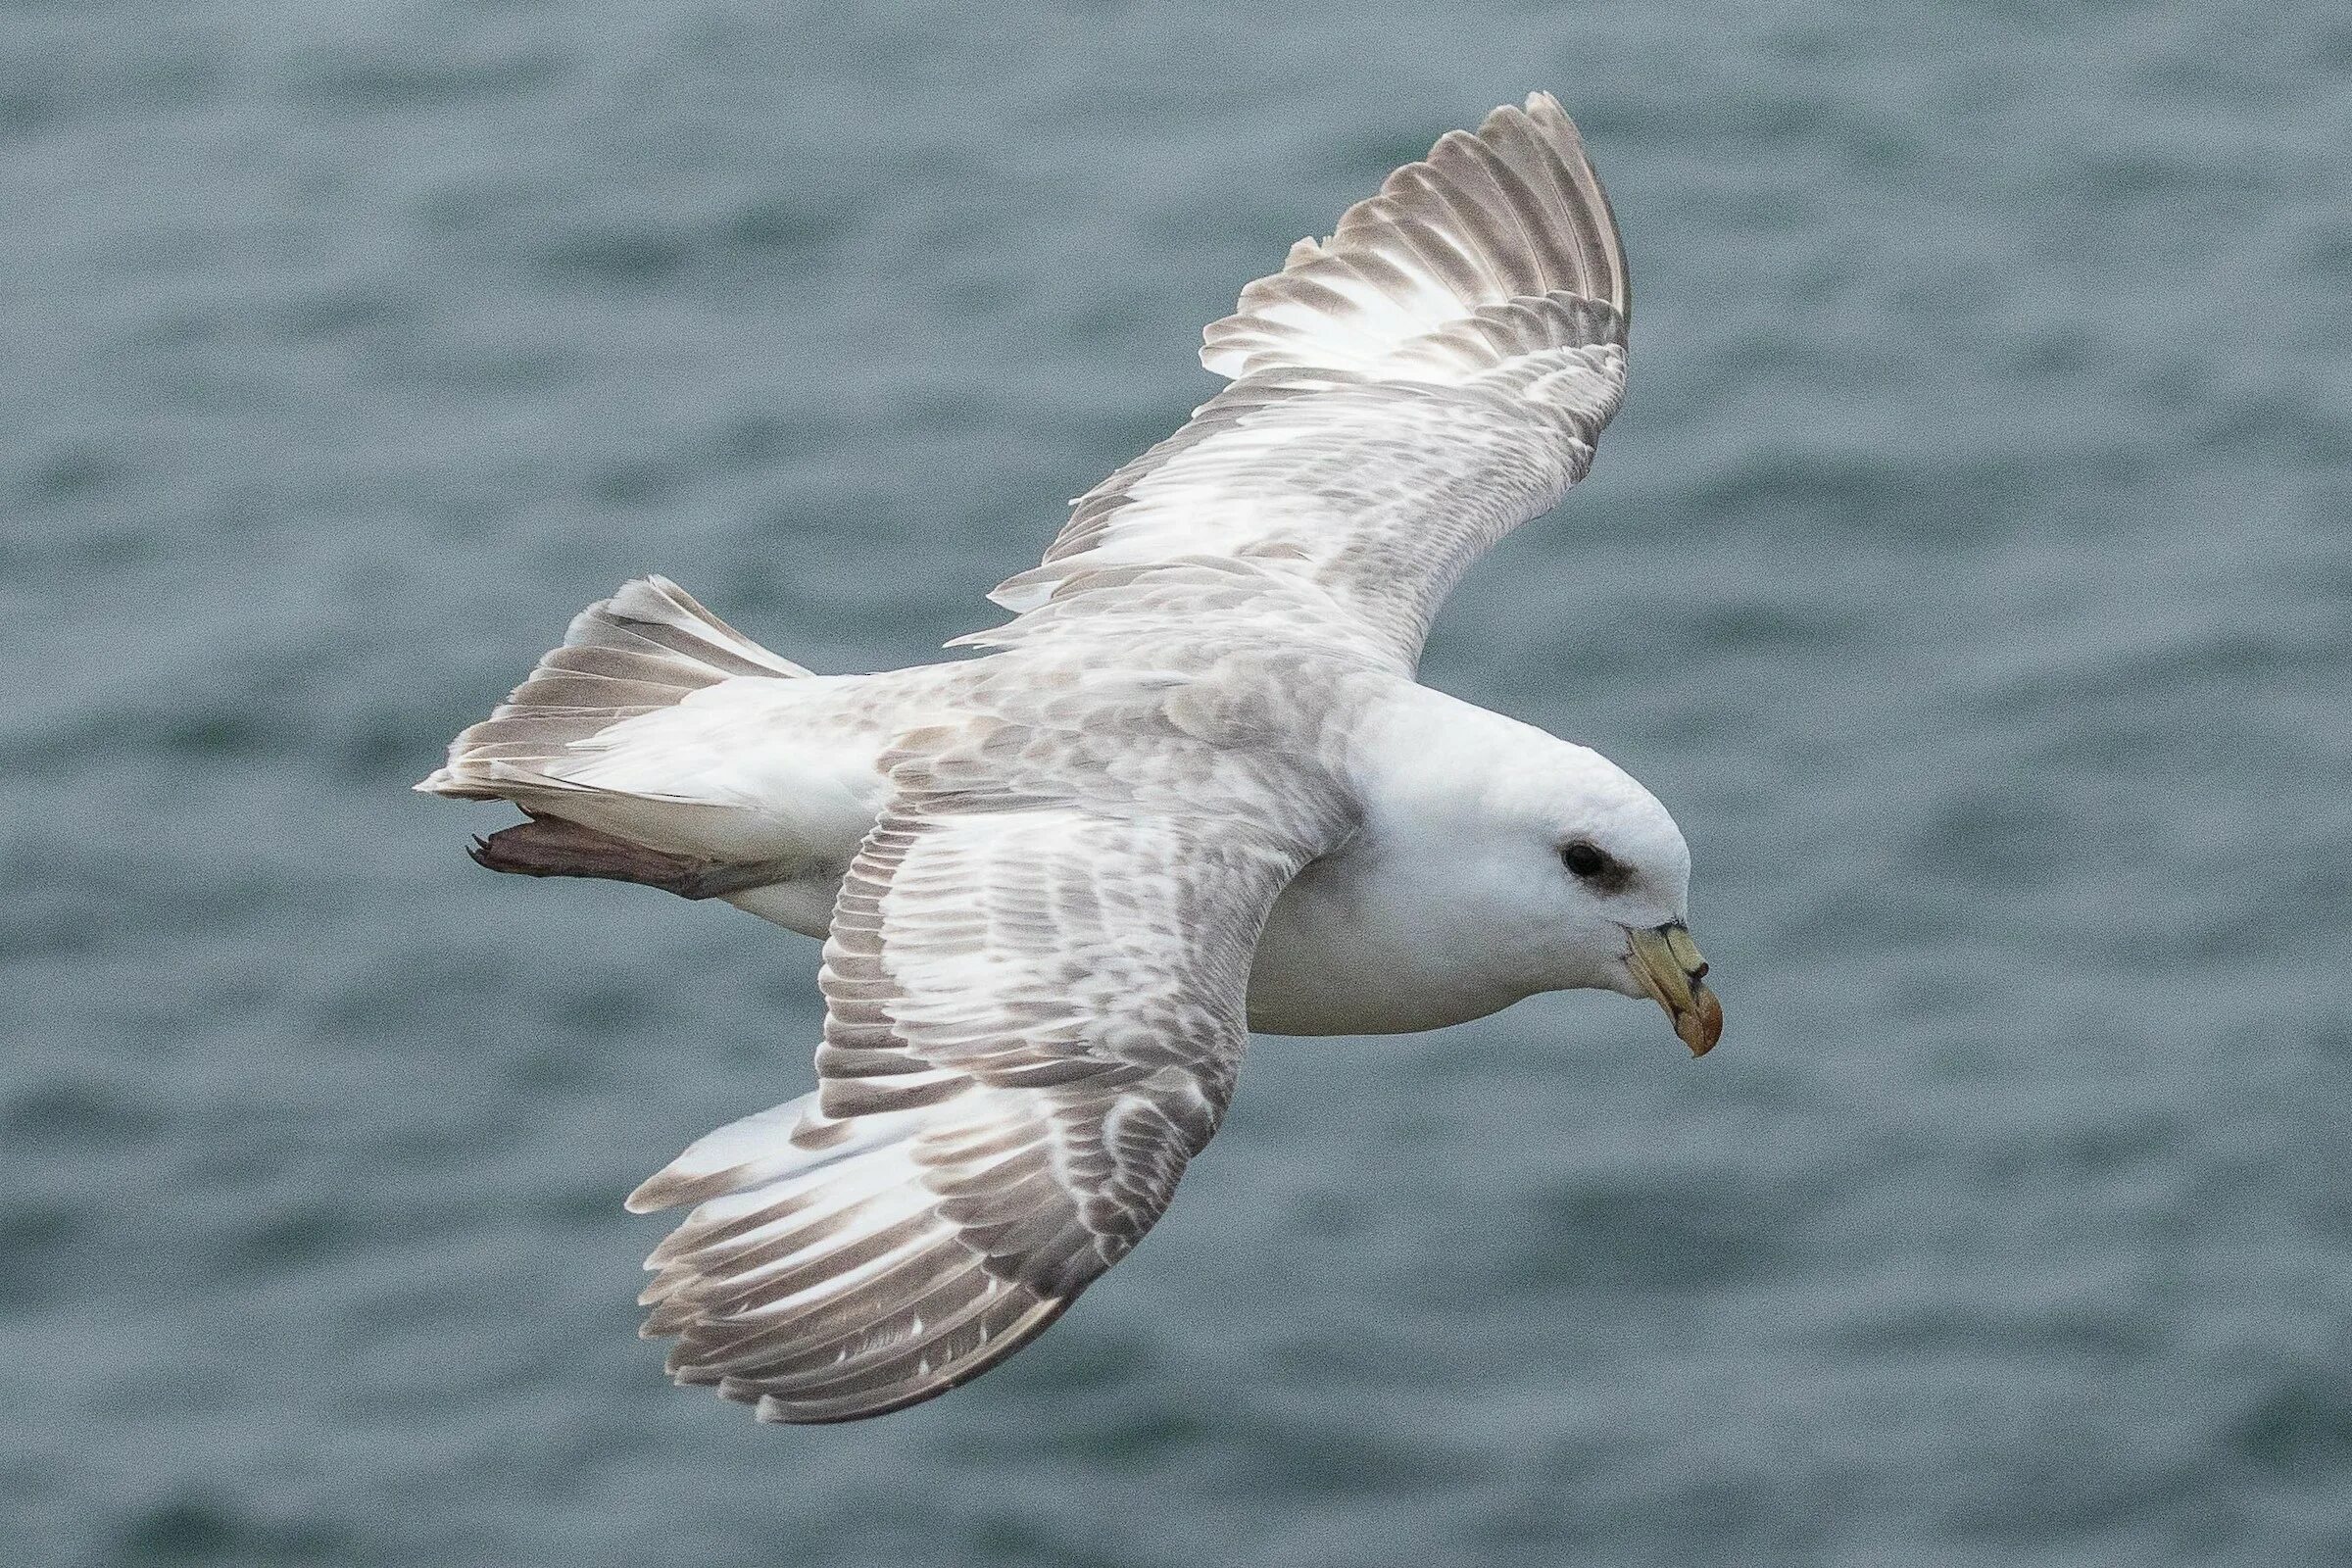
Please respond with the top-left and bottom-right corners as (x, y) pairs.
(622, 1175), (677, 1214)
(1199, 90), (1625, 382)
(986, 571), (1056, 614)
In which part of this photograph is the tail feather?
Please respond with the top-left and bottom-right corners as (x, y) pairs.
(417, 576), (807, 801)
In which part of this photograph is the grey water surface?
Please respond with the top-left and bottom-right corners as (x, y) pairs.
(8, 2), (2351, 1564)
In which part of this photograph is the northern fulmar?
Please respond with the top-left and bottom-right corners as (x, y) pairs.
(421, 93), (1721, 1424)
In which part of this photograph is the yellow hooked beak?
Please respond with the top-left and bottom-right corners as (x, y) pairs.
(1625, 922), (1723, 1057)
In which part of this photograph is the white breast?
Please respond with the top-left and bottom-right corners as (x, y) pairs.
(1242, 849), (1531, 1037)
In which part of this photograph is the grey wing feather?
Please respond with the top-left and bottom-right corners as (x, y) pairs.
(987, 92), (1632, 672)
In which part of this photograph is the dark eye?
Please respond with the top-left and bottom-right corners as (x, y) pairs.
(1561, 841), (1614, 880)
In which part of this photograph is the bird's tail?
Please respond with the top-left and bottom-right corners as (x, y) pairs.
(417, 574), (808, 804)
(415, 575), (872, 895)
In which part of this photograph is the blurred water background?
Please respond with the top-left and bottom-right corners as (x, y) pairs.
(7, 2), (2351, 1563)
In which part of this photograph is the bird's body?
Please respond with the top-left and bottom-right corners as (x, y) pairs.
(422, 94), (1721, 1423)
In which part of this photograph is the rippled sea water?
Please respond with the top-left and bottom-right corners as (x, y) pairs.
(8, 3), (2351, 1563)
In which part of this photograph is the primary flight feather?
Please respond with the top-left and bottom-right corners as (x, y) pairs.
(420, 93), (1720, 1424)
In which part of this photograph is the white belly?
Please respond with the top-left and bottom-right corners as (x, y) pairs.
(722, 852), (1526, 1038)
(1242, 855), (1529, 1037)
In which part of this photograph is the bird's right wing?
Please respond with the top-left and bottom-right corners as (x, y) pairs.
(625, 710), (1342, 1423)
(987, 93), (1632, 673)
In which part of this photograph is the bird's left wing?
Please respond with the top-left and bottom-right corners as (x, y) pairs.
(625, 718), (1338, 1422)
(987, 92), (1631, 673)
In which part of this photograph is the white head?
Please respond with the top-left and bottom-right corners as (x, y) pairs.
(1358, 693), (1722, 1053)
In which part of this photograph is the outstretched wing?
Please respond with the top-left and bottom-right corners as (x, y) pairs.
(989, 92), (1631, 672)
(626, 733), (1334, 1422)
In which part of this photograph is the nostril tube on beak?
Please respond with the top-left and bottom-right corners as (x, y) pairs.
(1662, 922), (1707, 979)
